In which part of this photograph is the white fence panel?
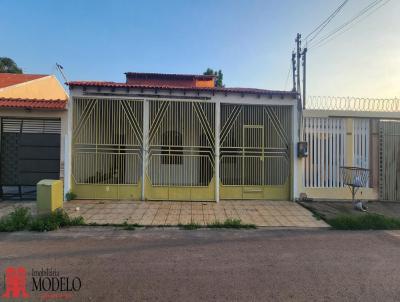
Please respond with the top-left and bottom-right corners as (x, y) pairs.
(353, 119), (370, 187)
(304, 117), (346, 188)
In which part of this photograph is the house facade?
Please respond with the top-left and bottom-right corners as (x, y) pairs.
(299, 96), (400, 201)
(66, 72), (299, 201)
(0, 73), (68, 200)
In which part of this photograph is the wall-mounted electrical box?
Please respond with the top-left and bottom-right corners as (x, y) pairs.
(297, 141), (308, 158)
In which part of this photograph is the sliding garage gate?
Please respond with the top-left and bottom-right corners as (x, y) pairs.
(71, 98), (143, 199)
(0, 118), (61, 200)
(145, 100), (215, 201)
(219, 104), (291, 200)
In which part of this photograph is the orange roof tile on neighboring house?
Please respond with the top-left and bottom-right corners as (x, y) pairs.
(0, 97), (67, 110)
(0, 73), (47, 89)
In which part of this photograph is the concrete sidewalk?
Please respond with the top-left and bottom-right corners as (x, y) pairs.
(63, 200), (328, 228)
(0, 200), (328, 228)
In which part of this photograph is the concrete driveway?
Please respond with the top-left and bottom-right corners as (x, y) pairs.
(1, 228), (400, 301)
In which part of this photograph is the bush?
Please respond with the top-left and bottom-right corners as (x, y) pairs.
(65, 191), (77, 201)
(328, 214), (400, 230)
(208, 218), (256, 229)
(178, 219), (257, 230)
(29, 209), (84, 232)
(0, 207), (84, 232)
(0, 207), (32, 232)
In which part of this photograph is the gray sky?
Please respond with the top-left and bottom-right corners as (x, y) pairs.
(305, 0), (400, 98)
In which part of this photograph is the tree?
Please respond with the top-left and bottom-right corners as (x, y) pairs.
(203, 68), (223, 87)
(0, 57), (23, 74)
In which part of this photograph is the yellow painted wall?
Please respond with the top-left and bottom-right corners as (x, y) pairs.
(144, 175), (216, 201)
(0, 75), (68, 100)
(71, 179), (142, 200)
(304, 187), (378, 200)
(220, 180), (290, 200)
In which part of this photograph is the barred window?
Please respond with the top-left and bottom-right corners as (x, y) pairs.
(161, 131), (183, 165)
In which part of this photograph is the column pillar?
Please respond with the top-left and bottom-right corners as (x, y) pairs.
(292, 104), (300, 201)
(63, 96), (73, 200)
(142, 99), (149, 201)
(215, 101), (220, 202)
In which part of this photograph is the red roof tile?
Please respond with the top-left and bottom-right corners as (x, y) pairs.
(68, 81), (297, 97)
(0, 98), (67, 110)
(125, 72), (216, 80)
(0, 73), (48, 89)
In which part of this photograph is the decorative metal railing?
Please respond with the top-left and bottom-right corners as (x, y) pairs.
(306, 96), (400, 112)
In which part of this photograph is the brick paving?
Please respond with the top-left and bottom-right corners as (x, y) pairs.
(0, 200), (329, 228)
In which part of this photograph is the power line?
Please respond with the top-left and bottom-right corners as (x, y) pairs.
(308, 0), (390, 50)
(309, 0), (391, 51)
(305, 0), (349, 44)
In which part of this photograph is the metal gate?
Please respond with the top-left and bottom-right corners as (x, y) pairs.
(220, 104), (291, 200)
(145, 100), (215, 201)
(379, 120), (400, 201)
(0, 118), (61, 200)
(71, 98), (143, 199)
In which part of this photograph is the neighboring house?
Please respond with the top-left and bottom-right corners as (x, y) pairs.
(0, 73), (68, 200)
(66, 72), (299, 201)
(300, 96), (400, 201)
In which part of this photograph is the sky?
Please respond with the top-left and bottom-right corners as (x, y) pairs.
(1, 0), (399, 98)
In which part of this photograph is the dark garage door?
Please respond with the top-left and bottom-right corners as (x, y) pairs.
(0, 118), (61, 200)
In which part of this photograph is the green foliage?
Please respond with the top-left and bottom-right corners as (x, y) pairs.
(179, 219), (256, 230)
(208, 218), (256, 229)
(0, 57), (23, 74)
(29, 209), (84, 232)
(0, 207), (84, 232)
(203, 68), (223, 87)
(328, 214), (400, 230)
(0, 207), (31, 232)
(122, 221), (139, 230)
(65, 191), (77, 201)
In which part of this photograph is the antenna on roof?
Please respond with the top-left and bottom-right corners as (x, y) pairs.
(55, 63), (68, 83)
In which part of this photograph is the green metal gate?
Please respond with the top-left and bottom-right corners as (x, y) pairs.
(145, 100), (215, 201)
(71, 98), (143, 199)
(220, 104), (291, 200)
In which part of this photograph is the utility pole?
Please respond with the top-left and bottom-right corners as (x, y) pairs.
(295, 33), (301, 95)
(291, 51), (296, 92)
(302, 48), (307, 110)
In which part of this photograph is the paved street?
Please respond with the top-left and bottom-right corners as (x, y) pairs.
(1, 228), (400, 301)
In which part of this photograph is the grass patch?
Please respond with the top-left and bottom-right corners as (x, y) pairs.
(328, 213), (400, 230)
(0, 207), (84, 232)
(208, 218), (256, 229)
(178, 222), (202, 230)
(178, 219), (256, 230)
(30, 209), (84, 232)
(122, 221), (140, 230)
